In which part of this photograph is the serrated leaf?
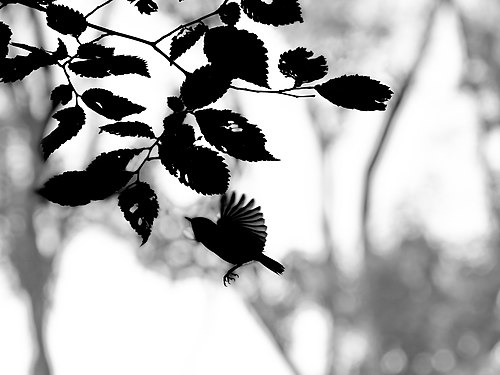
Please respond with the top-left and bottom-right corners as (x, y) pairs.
(170, 23), (207, 61)
(84, 149), (138, 200)
(82, 88), (146, 120)
(315, 75), (393, 111)
(37, 149), (138, 206)
(87, 148), (143, 172)
(219, 2), (241, 26)
(69, 58), (112, 78)
(0, 21), (12, 57)
(36, 170), (93, 206)
(50, 84), (73, 106)
(241, 0), (303, 26)
(77, 43), (115, 59)
(158, 114), (229, 195)
(46, 4), (87, 37)
(167, 96), (184, 112)
(118, 182), (159, 244)
(99, 121), (155, 138)
(279, 47), (328, 86)
(194, 109), (277, 161)
(127, 0), (158, 14)
(180, 64), (232, 110)
(41, 105), (85, 160)
(108, 55), (150, 77)
(204, 26), (269, 87)
(69, 55), (149, 78)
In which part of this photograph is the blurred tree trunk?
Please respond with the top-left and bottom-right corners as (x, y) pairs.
(1, 9), (61, 375)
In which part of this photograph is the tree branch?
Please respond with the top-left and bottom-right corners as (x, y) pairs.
(360, 0), (444, 255)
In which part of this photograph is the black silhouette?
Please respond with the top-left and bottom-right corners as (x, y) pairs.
(0, 0), (394, 245)
(186, 192), (284, 286)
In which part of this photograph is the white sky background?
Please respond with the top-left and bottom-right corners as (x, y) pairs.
(0, 1), (494, 374)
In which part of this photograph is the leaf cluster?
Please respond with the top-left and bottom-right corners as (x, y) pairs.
(0, 0), (393, 244)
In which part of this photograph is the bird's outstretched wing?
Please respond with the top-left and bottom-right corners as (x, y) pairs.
(218, 191), (267, 248)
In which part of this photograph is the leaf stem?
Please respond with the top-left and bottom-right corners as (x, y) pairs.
(86, 22), (189, 76)
(132, 138), (161, 180)
(229, 84), (316, 98)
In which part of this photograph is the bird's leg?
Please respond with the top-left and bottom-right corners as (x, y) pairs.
(223, 264), (242, 286)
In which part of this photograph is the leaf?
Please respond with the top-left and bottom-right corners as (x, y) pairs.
(167, 96), (184, 112)
(53, 38), (68, 60)
(36, 171), (93, 206)
(170, 23), (208, 61)
(127, 0), (158, 14)
(107, 55), (150, 77)
(219, 2), (241, 26)
(315, 75), (393, 111)
(241, 0), (303, 26)
(41, 105), (85, 160)
(180, 64), (232, 110)
(50, 84), (73, 106)
(37, 149), (139, 206)
(46, 4), (87, 37)
(118, 182), (159, 244)
(0, 49), (55, 83)
(158, 113), (229, 195)
(204, 26), (269, 87)
(69, 58), (111, 78)
(69, 55), (149, 78)
(77, 43), (115, 59)
(99, 121), (155, 138)
(82, 88), (146, 120)
(84, 149), (141, 200)
(0, 21), (12, 57)
(87, 148), (142, 172)
(279, 47), (328, 86)
(194, 109), (278, 161)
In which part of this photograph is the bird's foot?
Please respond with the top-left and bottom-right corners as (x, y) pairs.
(223, 272), (239, 287)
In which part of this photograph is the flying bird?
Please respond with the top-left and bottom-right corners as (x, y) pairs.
(185, 191), (284, 286)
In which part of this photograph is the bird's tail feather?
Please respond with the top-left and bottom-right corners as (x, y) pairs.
(258, 254), (285, 275)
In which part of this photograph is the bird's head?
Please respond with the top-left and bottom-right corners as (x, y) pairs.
(185, 216), (216, 242)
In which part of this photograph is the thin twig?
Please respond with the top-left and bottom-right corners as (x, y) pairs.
(154, 0), (229, 45)
(230, 85), (316, 98)
(85, 0), (114, 19)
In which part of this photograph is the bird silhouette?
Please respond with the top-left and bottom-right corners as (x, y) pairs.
(186, 191), (285, 286)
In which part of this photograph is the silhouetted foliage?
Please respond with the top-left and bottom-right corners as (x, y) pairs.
(194, 109), (277, 161)
(118, 181), (159, 244)
(219, 2), (241, 26)
(204, 25), (269, 87)
(69, 55), (149, 78)
(158, 112), (230, 195)
(240, 0), (303, 26)
(41, 105), (85, 160)
(279, 47), (328, 87)
(50, 84), (73, 106)
(46, 3), (86, 37)
(170, 23), (208, 61)
(99, 121), (155, 139)
(82, 88), (146, 120)
(180, 64), (232, 109)
(0, 0), (393, 244)
(316, 74), (393, 111)
(0, 21), (12, 57)
(127, 0), (158, 15)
